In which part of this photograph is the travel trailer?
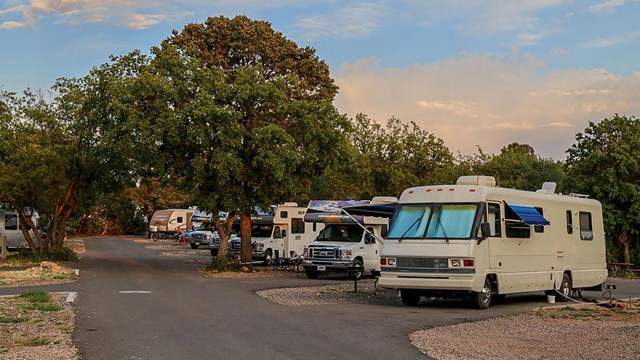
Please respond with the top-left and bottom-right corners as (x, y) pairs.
(229, 203), (322, 264)
(149, 209), (193, 239)
(378, 176), (607, 309)
(302, 197), (397, 279)
(0, 207), (41, 248)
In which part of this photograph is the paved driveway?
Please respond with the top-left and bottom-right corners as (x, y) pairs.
(1, 237), (639, 360)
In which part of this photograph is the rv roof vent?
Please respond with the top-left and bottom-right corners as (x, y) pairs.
(536, 182), (557, 194)
(370, 196), (398, 204)
(282, 202), (298, 207)
(456, 176), (496, 187)
(569, 193), (590, 198)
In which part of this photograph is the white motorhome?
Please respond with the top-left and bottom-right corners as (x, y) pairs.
(229, 203), (322, 264)
(302, 197), (397, 279)
(149, 209), (193, 239)
(378, 176), (608, 309)
(0, 207), (41, 248)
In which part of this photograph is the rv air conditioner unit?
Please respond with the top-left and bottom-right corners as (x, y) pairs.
(456, 176), (496, 187)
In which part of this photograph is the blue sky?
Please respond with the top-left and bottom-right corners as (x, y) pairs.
(2, 0), (639, 159)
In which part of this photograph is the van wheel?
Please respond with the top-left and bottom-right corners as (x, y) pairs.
(190, 243), (198, 249)
(305, 270), (320, 279)
(400, 289), (420, 306)
(472, 277), (492, 309)
(263, 250), (272, 266)
(349, 259), (364, 280)
(558, 273), (572, 302)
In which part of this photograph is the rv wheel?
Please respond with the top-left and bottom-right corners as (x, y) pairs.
(190, 243), (199, 249)
(472, 277), (492, 309)
(305, 270), (320, 279)
(400, 289), (420, 306)
(558, 273), (572, 302)
(263, 250), (273, 266)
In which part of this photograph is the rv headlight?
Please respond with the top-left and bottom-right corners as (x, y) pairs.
(255, 243), (264, 251)
(341, 249), (352, 260)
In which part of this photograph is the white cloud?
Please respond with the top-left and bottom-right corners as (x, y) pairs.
(296, 2), (385, 40)
(587, 0), (629, 14)
(0, 20), (24, 28)
(334, 54), (640, 159)
(582, 32), (640, 48)
(0, 0), (192, 29)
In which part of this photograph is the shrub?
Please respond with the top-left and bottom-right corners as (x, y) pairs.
(19, 290), (51, 304)
(13, 247), (79, 263)
(207, 256), (254, 272)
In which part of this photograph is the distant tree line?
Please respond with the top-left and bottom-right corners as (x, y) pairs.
(0, 16), (638, 266)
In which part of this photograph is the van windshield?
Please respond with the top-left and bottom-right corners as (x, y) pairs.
(252, 224), (273, 238)
(316, 224), (363, 242)
(387, 203), (479, 240)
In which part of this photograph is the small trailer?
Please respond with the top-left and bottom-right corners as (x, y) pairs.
(148, 209), (193, 239)
(378, 176), (608, 309)
(0, 207), (41, 248)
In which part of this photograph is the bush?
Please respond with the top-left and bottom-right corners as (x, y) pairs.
(206, 256), (254, 272)
(14, 247), (79, 263)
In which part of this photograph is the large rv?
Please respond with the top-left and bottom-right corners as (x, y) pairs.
(149, 209), (193, 239)
(0, 207), (41, 248)
(378, 176), (607, 309)
(302, 197), (396, 279)
(229, 203), (322, 264)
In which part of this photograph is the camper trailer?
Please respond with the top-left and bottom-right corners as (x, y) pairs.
(229, 203), (322, 264)
(302, 197), (396, 279)
(0, 207), (41, 248)
(149, 209), (193, 239)
(378, 176), (608, 309)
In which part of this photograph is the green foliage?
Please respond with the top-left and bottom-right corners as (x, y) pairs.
(0, 316), (28, 323)
(28, 337), (51, 346)
(565, 114), (640, 263)
(206, 256), (254, 272)
(19, 290), (51, 304)
(15, 247), (79, 262)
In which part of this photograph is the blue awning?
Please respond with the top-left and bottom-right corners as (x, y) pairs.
(505, 202), (550, 226)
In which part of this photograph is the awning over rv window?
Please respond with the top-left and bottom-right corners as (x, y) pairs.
(505, 202), (550, 226)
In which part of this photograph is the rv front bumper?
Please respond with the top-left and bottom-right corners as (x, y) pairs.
(303, 260), (352, 272)
(378, 273), (482, 292)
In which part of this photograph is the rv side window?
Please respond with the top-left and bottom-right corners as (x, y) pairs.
(281, 211), (288, 219)
(4, 214), (18, 230)
(487, 203), (501, 237)
(534, 207), (544, 233)
(291, 218), (305, 234)
(505, 205), (531, 239)
(566, 210), (573, 234)
(579, 212), (593, 240)
(177, 217), (183, 223)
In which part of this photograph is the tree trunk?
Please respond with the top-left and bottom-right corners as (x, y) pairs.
(617, 232), (631, 264)
(240, 213), (252, 263)
(100, 220), (109, 237)
(214, 213), (235, 258)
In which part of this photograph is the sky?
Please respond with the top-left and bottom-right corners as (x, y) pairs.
(1, 0), (639, 160)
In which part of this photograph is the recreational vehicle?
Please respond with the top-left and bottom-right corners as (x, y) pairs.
(302, 197), (397, 279)
(149, 209), (193, 239)
(229, 203), (322, 264)
(378, 176), (607, 309)
(0, 207), (41, 248)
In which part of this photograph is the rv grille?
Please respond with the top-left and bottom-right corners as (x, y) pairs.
(310, 247), (338, 259)
(191, 233), (207, 241)
(232, 242), (241, 250)
(396, 257), (449, 269)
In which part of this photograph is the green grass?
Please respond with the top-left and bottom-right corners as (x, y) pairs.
(0, 316), (29, 323)
(19, 290), (51, 304)
(28, 337), (51, 346)
(19, 303), (63, 312)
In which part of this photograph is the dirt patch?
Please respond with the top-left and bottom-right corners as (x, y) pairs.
(410, 300), (640, 360)
(257, 280), (399, 306)
(63, 238), (85, 255)
(0, 262), (78, 288)
(201, 267), (307, 279)
(0, 292), (78, 359)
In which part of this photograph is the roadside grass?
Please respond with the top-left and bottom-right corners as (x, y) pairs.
(0, 246), (79, 268)
(535, 300), (640, 321)
(0, 267), (78, 288)
(205, 256), (256, 273)
(0, 291), (78, 358)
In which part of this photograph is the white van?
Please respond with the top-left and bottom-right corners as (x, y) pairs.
(302, 197), (396, 279)
(378, 176), (607, 309)
(0, 208), (41, 249)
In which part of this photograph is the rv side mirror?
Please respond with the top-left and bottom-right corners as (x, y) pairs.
(365, 233), (375, 244)
(479, 222), (491, 242)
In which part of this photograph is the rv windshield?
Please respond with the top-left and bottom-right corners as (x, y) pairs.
(316, 224), (364, 242)
(388, 203), (479, 239)
(251, 224), (273, 238)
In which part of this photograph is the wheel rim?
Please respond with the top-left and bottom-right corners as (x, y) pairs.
(480, 282), (491, 305)
(561, 278), (570, 297)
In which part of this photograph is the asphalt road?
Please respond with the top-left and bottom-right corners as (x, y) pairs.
(2, 237), (640, 360)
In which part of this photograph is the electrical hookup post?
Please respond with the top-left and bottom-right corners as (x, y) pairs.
(0, 235), (7, 259)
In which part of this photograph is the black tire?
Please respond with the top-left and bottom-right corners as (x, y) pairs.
(471, 277), (492, 309)
(263, 249), (273, 266)
(190, 243), (198, 249)
(558, 273), (572, 302)
(349, 259), (364, 280)
(400, 289), (420, 306)
(305, 270), (320, 279)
